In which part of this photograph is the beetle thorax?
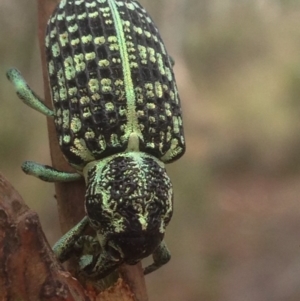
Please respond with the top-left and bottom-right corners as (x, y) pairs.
(83, 152), (173, 237)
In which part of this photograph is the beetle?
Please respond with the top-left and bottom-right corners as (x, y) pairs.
(7, 0), (185, 279)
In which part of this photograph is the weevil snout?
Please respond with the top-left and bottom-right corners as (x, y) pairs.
(106, 231), (164, 264)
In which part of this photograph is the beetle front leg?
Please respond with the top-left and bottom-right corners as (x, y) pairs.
(53, 217), (90, 263)
(6, 68), (55, 117)
(144, 240), (171, 275)
(80, 250), (121, 279)
(75, 235), (101, 271)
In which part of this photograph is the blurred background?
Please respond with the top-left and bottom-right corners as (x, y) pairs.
(2, 0), (300, 300)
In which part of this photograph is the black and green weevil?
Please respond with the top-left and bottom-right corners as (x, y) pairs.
(6, 0), (185, 279)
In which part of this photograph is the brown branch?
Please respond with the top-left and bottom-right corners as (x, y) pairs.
(0, 173), (88, 301)
(35, 0), (149, 300)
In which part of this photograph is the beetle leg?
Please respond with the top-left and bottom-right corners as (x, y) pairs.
(75, 235), (100, 255)
(67, 232), (121, 278)
(80, 250), (121, 279)
(6, 68), (55, 117)
(143, 240), (171, 275)
(21, 161), (82, 182)
(53, 217), (89, 263)
(75, 235), (101, 270)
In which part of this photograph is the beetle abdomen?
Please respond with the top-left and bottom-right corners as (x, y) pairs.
(45, 0), (185, 169)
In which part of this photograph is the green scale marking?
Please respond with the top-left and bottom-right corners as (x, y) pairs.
(7, 0), (185, 279)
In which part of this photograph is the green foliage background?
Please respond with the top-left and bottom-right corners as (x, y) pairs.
(2, 0), (300, 300)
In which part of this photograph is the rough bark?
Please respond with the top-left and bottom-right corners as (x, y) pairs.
(0, 173), (88, 301)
